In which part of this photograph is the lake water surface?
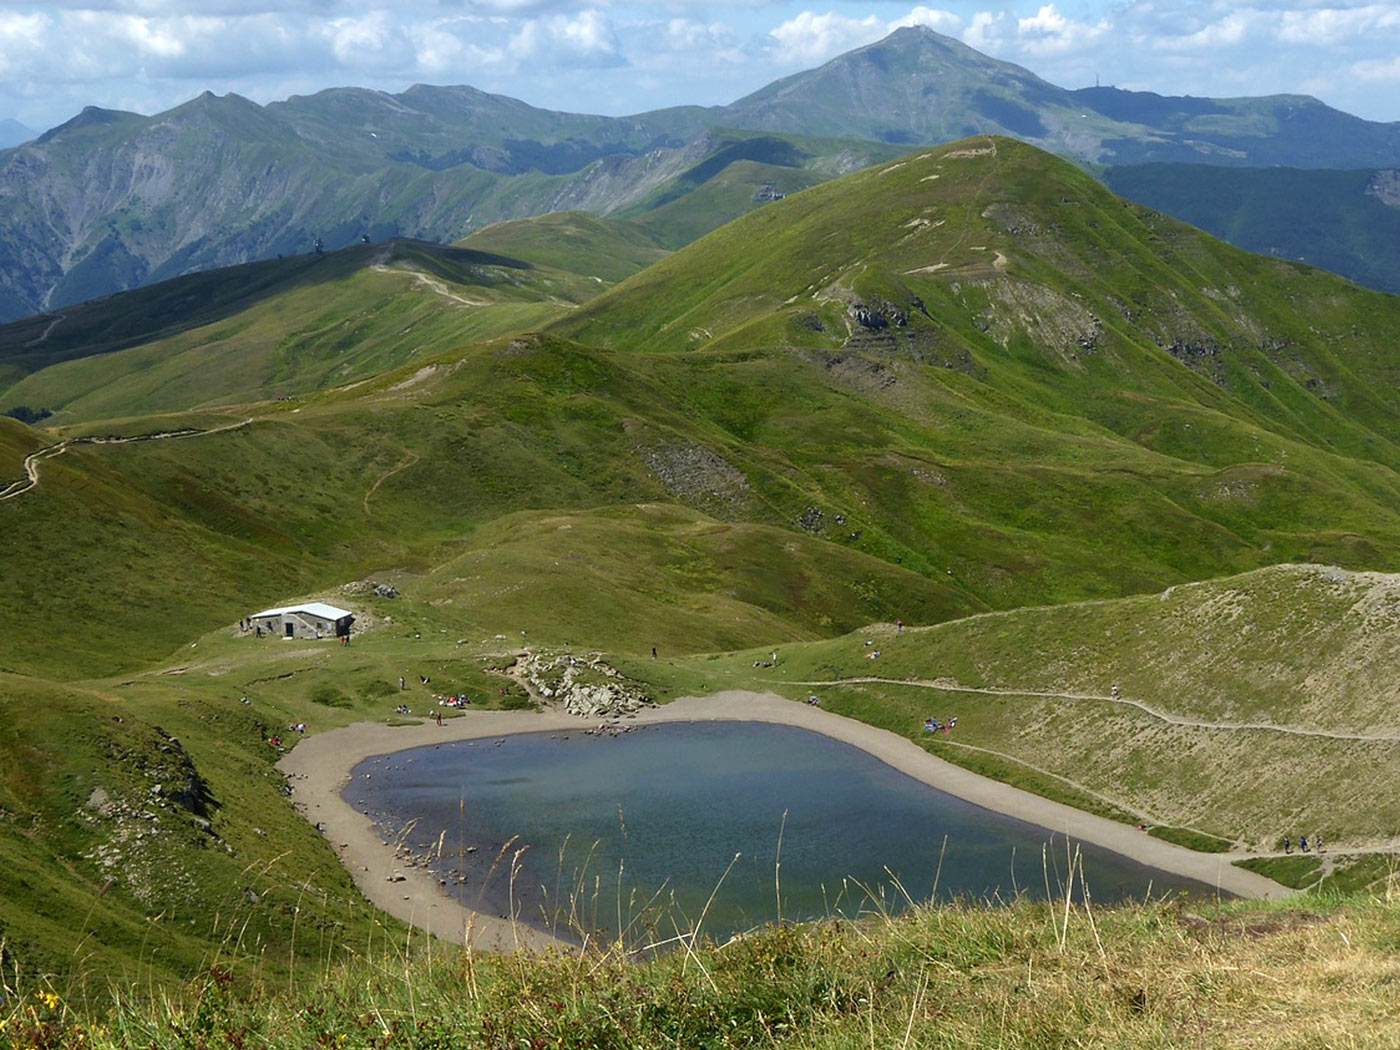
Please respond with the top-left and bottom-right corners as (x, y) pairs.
(347, 721), (1215, 941)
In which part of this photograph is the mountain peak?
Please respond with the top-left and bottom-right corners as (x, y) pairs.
(35, 105), (135, 144)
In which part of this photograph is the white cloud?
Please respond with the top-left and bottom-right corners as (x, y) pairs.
(4, 0), (1400, 132)
(508, 10), (625, 69)
(768, 6), (966, 66)
(0, 13), (52, 77)
(1278, 5), (1400, 46)
(963, 10), (1015, 52)
(767, 10), (886, 66)
(890, 7), (961, 35)
(1015, 4), (1109, 55)
(1351, 53), (1400, 82)
(325, 12), (415, 71)
(1160, 11), (1254, 50)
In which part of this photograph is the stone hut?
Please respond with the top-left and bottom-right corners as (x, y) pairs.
(250, 602), (355, 640)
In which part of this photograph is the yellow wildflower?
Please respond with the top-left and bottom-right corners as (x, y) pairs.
(39, 991), (60, 1011)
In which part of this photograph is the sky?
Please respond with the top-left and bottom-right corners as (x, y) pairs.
(1, 0), (1399, 134)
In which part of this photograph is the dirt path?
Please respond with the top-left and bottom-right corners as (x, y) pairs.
(362, 448), (420, 515)
(0, 417), (252, 503)
(371, 265), (490, 307)
(23, 313), (65, 347)
(280, 690), (1290, 954)
(796, 676), (1400, 742)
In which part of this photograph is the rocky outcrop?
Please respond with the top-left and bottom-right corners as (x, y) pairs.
(515, 650), (654, 719)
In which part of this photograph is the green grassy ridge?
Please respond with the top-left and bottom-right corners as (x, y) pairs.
(0, 239), (602, 422)
(553, 139), (1400, 468)
(615, 130), (907, 251)
(458, 212), (670, 284)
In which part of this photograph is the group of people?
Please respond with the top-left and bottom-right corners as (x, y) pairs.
(1283, 834), (1324, 854)
(923, 716), (957, 733)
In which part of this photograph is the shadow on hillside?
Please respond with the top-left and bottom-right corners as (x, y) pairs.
(0, 239), (534, 378)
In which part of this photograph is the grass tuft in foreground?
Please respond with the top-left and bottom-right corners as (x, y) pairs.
(5, 888), (1400, 1049)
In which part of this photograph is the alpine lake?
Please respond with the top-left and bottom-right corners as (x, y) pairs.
(347, 721), (1221, 943)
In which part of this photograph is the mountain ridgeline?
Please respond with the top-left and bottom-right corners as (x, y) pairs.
(3, 26), (1400, 322)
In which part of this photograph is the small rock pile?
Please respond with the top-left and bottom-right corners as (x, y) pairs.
(517, 651), (654, 719)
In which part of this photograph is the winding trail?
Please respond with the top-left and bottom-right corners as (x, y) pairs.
(371, 264), (490, 307)
(23, 313), (66, 348)
(0, 417), (253, 502)
(795, 676), (1400, 743)
(362, 447), (420, 515)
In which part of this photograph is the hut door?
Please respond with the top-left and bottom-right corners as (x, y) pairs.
(285, 622), (295, 637)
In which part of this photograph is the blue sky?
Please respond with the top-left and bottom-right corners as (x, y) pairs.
(2, 1), (1398, 132)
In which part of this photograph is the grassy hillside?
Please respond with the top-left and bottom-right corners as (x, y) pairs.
(7, 135), (1400, 981)
(10, 137), (1400, 676)
(0, 240), (596, 421)
(458, 212), (669, 284)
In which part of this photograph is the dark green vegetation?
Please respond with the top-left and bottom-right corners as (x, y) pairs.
(1104, 164), (1400, 294)
(4, 137), (1400, 985)
(5, 26), (1400, 321)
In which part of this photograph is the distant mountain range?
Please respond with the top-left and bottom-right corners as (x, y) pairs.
(2, 25), (1399, 322)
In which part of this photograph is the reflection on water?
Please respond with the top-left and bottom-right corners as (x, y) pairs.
(347, 721), (1218, 942)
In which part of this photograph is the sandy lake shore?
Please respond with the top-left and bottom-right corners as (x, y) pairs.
(278, 689), (1290, 951)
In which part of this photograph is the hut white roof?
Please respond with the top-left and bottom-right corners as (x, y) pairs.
(251, 602), (354, 621)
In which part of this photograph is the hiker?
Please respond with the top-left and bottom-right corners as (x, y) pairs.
(399, 676), (405, 691)
(435, 711), (443, 727)
(652, 646), (657, 659)
(1284, 836), (1292, 854)
(896, 618), (903, 633)
(256, 625), (263, 638)
(1300, 835), (1309, 852)
(1316, 833), (1324, 852)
